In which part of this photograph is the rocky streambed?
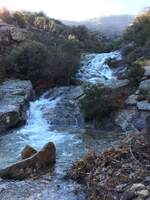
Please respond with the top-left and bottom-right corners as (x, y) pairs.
(0, 51), (150, 199)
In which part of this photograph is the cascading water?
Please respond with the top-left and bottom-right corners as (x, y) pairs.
(77, 51), (122, 84)
(0, 51), (123, 200)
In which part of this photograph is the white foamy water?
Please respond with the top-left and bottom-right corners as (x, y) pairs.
(77, 51), (122, 84)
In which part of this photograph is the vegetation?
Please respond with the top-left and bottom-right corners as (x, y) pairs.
(4, 39), (81, 91)
(5, 41), (49, 82)
(68, 134), (150, 200)
(123, 9), (150, 47)
(127, 61), (144, 86)
(122, 8), (150, 63)
(0, 9), (106, 52)
(0, 9), (107, 92)
(80, 84), (126, 122)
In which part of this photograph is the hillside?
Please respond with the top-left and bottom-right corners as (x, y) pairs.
(63, 15), (134, 38)
(0, 9), (106, 92)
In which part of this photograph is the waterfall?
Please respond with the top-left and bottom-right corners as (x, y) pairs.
(77, 51), (121, 84)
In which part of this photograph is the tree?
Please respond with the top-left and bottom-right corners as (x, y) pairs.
(5, 40), (49, 83)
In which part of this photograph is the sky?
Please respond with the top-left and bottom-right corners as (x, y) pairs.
(0, 0), (150, 21)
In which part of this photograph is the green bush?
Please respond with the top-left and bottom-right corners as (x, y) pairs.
(127, 61), (144, 86)
(5, 40), (49, 83)
(122, 9), (150, 63)
(123, 9), (150, 47)
(80, 84), (125, 122)
(4, 39), (81, 91)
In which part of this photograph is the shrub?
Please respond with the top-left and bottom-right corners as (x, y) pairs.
(80, 84), (126, 122)
(122, 9), (150, 63)
(4, 39), (81, 91)
(127, 61), (144, 86)
(5, 40), (49, 83)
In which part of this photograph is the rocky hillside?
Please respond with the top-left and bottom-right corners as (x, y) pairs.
(0, 10), (107, 93)
(0, 19), (26, 82)
(0, 9), (106, 52)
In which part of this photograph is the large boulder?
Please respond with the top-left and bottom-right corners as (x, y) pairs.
(0, 80), (34, 133)
(0, 20), (26, 44)
(0, 142), (56, 180)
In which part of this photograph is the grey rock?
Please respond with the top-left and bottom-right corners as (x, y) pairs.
(42, 86), (84, 129)
(136, 190), (149, 198)
(130, 183), (145, 191)
(0, 20), (26, 43)
(0, 80), (34, 133)
(126, 95), (138, 106)
(144, 176), (150, 183)
(10, 27), (26, 42)
(144, 66), (150, 77)
(115, 107), (139, 131)
(106, 79), (129, 89)
(135, 90), (140, 95)
(116, 184), (127, 192)
(137, 101), (150, 111)
(139, 80), (150, 93)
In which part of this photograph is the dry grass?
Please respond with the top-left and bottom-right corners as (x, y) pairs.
(67, 133), (150, 200)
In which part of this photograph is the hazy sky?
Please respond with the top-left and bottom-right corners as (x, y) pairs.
(1, 0), (150, 21)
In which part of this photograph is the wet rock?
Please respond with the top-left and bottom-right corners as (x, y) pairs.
(42, 86), (84, 129)
(0, 142), (56, 180)
(0, 80), (34, 133)
(21, 145), (37, 159)
(106, 79), (129, 89)
(126, 95), (138, 106)
(139, 80), (150, 93)
(137, 101), (150, 111)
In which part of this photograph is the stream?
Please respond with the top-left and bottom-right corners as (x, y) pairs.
(0, 51), (123, 200)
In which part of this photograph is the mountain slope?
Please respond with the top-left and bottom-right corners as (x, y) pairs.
(63, 15), (134, 37)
